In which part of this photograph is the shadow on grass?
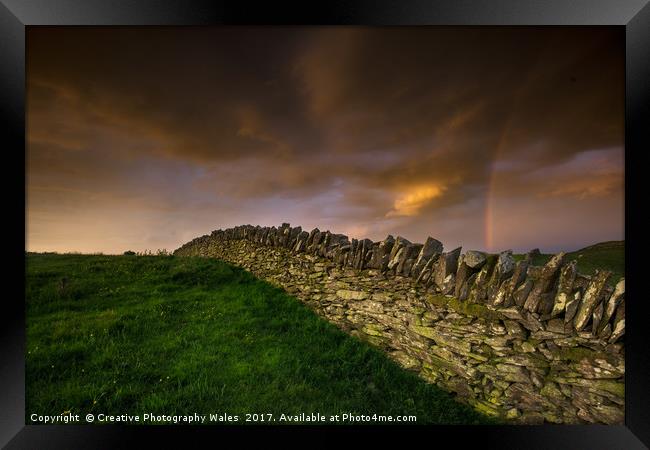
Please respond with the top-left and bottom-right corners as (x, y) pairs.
(26, 253), (496, 425)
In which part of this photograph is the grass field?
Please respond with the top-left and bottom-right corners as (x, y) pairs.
(26, 253), (492, 425)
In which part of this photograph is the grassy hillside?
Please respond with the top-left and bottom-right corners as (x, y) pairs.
(513, 241), (624, 283)
(26, 253), (491, 425)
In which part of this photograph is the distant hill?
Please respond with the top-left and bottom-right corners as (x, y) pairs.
(572, 241), (624, 253)
(566, 240), (624, 282)
(514, 240), (624, 283)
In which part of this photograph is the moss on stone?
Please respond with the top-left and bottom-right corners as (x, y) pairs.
(477, 343), (496, 359)
(425, 294), (502, 320)
(469, 399), (503, 418)
(410, 325), (438, 340)
(549, 376), (624, 398)
(590, 379), (625, 397)
(423, 355), (457, 373)
(410, 306), (427, 315)
(361, 324), (385, 337)
(556, 346), (618, 366)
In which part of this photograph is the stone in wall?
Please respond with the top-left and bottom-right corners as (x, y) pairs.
(368, 235), (394, 270)
(354, 238), (374, 270)
(454, 255), (472, 298)
(488, 251), (515, 306)
(288, 226), (302, 250)
(523, 252), (565, 313)
(308, 230), (323, 253)
(501, 259), (530, 308)
(468, 255), (497, 304)
(432, 247), (462, 294)
(549, 260), (577, 318)
(599, 278), (624, 335)
(464, 250), (487, 270)
(609, 299), (625, 342)
(411, 237), (444, 279)
(306, 228), (319, 248)
(574, 270), (611, 332)
(386, 237), (412, 273)
(293, 230), (309, 252)
(396, 243), (423, 276)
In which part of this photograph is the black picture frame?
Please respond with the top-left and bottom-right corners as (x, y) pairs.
(2, 1), (649, 448)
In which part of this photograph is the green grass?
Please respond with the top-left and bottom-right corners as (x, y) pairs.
(513, 241), (624, 284)
(26, 253), (492, 425)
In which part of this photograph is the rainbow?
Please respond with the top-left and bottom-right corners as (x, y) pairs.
(483, 59), (540, 251)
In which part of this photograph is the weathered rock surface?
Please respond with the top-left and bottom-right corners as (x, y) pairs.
(411, 237), (443, 278)
(574, 270), (611, 332)
(599, 278), (624, 335)
(433, 247), (462, 292)
(524, 252), (565, 313)
(464, 250), (487, 269)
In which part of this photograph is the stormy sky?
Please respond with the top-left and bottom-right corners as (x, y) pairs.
(26, 27), (624, 254)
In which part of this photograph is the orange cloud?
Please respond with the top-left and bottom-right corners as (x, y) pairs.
(386, 184), (446, 217)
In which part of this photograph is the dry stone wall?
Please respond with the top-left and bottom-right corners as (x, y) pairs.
(174, 223), (625, 424)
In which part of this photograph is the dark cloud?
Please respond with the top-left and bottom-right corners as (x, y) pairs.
(26, 27), (624, 253)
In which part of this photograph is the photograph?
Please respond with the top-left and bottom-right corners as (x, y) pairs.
(1, 1), (648, 447)
(25, 25), (625, 426)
